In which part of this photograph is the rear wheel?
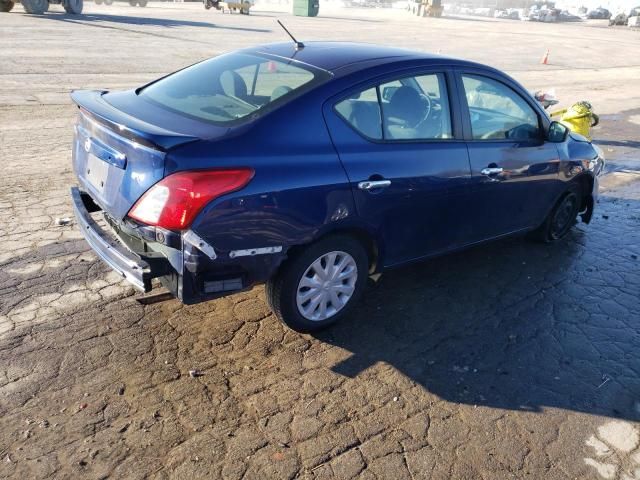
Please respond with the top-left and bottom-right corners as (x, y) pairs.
(0, 0), (15, 11)
(94, 0), (102, 4)
(104, 0), (112, 4)
(63, 0), (82, 13)
(138, 0), (147, 6)
(128, 0), (137, 5)
(532, 186), (581, 242)
(266, 235), (368, 332)
(22, 0), (48, 13)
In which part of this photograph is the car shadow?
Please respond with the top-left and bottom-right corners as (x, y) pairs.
(3, 193), (637, 422)
(314, 193), (640, 421)
(28, 11), (271, 32)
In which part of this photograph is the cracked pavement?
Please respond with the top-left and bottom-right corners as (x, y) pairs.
(1, 4), (639, 479)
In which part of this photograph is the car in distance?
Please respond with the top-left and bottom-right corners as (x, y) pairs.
(586, 7), (611, 19)
(494, 9), (519, 19)
(70, 42), (604, 332)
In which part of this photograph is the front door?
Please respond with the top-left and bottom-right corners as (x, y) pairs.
(457, 72), (562, 241)
(323, 71), (473, 266)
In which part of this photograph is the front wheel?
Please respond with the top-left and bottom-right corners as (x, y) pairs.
(266, 235), (368, 332)
(22, 0), (48, 13)
(0, 0), (15, 11)
(531, 186), (581, 242)
(63, 0), (82, 13)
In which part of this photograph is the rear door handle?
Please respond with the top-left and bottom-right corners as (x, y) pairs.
(481, 167), (503, 175)
(358, 180), (391, 191)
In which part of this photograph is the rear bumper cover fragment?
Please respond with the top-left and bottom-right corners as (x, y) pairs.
(71, 187), (171, 292)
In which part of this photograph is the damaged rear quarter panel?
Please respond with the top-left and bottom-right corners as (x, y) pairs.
(166, 98), (358, 295)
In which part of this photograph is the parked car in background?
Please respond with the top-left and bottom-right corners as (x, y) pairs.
(609, 6), (640, 25)
(558, 10), (581, 21)
(528, 8), (554, 21)
(610, 11), (628, 24)
(495, 8), (519, 19)
(70, 42), (605, 332)
(586, 7), (611, 19)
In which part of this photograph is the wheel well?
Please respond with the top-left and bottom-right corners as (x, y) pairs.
(285, 228), (380, 275)
(573, 174), (595, 223)
(575, 175), (594, 205)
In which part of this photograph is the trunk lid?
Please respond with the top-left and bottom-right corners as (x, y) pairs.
(71, 90), (206, 220)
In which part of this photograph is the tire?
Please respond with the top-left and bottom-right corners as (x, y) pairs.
(104, 0), (112, 4)
(0, 0), (15, 11)
(63, 0), (82, 13)
(266, 235), (368, 333)
(94, 0), (102, 4)
(531, 186), (581, 243)
(128, 0), (137, 5)
(138, 0), (146, 6)
(22, 0), (48, 13)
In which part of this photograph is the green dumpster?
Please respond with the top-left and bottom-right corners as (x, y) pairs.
(293, 0), (318, 17)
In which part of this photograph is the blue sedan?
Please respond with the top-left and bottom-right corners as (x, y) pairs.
(70, 41), (604, 332)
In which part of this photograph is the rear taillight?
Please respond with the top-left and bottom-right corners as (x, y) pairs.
(128, 168), (254, 230)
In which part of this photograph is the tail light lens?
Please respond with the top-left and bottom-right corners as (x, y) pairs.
(128, 168), (254, 230)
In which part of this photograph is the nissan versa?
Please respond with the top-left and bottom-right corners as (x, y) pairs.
(70, 41), (604, 332)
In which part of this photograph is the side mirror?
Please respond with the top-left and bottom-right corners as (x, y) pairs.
(547, 121), (569, 143)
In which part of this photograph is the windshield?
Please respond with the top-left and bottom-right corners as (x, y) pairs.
(139, 53), (328, 125)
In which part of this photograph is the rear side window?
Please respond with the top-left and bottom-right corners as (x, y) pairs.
(335, 73), (452, 141)
(335, 87), (383, 140)
(139, 53), (328, 125)
(461, 75), (540, 140)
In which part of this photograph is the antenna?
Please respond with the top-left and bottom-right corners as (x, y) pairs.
(277, 20), (304, 50)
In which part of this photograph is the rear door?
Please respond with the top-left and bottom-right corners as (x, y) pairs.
(323, 69), (473, 266)
(456, 71), (561, 240)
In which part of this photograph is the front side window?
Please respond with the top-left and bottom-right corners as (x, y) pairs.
(462, 75), (540, 141)
(138, 53), (328, 125)
(335, 73), (452, 141)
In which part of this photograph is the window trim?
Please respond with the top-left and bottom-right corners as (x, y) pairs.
(330, 68), (464, 145)
(455, 69), (548, 144)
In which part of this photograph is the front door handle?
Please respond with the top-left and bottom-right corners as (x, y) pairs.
(481, 167), (503, 176)
(358, 180), (392, 191)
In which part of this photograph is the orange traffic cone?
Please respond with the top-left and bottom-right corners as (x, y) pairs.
(541, 49), (550, 65)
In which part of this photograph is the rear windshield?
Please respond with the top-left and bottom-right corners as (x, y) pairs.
(139, 53), (328, 125)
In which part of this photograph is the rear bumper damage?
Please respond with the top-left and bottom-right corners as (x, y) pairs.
(71, 187), (172, 292)
(72, 187), (286, 302)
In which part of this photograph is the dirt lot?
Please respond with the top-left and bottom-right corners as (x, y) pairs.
(1, 3), (639, 479)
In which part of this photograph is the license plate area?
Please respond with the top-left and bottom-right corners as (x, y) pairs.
(86, 153), (110, 194)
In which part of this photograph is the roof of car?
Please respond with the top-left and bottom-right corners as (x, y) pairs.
(248, 42), (449, 73)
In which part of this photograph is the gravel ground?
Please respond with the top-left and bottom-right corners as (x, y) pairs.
(1, 4), (639, 479)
